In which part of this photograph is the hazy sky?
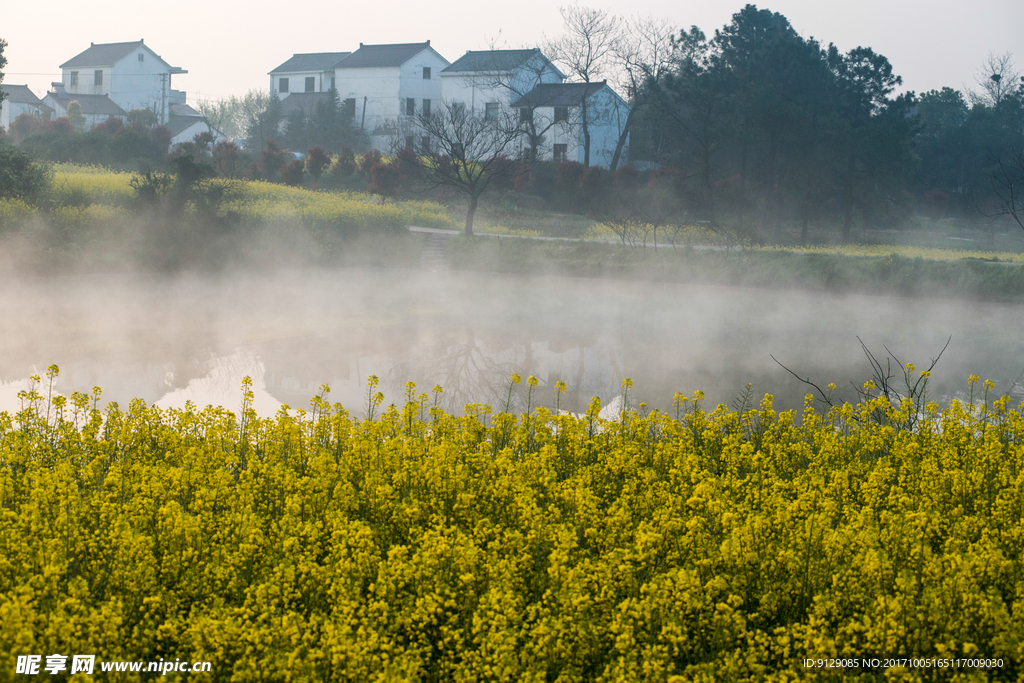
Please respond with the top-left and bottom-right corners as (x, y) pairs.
(4, 0), (1023, 104)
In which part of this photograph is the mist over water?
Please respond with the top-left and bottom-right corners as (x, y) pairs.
(1, 265), (1021, 417)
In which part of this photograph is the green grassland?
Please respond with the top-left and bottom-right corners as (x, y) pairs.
(445, 234), (1024, 303)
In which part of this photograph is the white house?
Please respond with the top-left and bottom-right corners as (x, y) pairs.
(440, 49), (564, 116)
(511, 81), (629, 168)
(269, 52), (351, 99)
(0, 85), (52, 130)
(331, 41), (450, 152)
(42, 82), (127, 129)
(165, 103), (227, 146)
(58, 40), (187, 124)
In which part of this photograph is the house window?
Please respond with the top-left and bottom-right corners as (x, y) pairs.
(70, 71), (79, 87)
(279, 78), (289, 93)
(519, 108), (532, 124)
(94, 70), (103, 86)
(138, 53), (144, 62)
(422, 99), (431, 117)
(554, 144), (567, 163)
(554, 106), (569, 123)
(305, 76), (315, 92)
(485, 102), (499, 120)
(406, 98), (415, 116)
(344, 98), (356, 117)
(405, 135), (414, 150)
(423, 67), (431, 79)
(421, 135), (430, 153)
(451, 143), (464, 159)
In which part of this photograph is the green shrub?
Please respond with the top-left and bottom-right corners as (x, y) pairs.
(0, 144), (50, 204)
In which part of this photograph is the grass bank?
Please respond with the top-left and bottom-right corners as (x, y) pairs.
(0, 165), (456, 271)
(445, 234), (1024, 302)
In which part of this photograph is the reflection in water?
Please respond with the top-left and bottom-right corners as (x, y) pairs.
(156, 351), (281, 416)
(383, 329), (623, 413)
(0, 267), (1022, 417)
(0, 377), (38, 416)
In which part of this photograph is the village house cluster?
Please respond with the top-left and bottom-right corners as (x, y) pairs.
(269, 42), (628, 166)
(1, 39), (629, 166)
(1, 40), (217, 145)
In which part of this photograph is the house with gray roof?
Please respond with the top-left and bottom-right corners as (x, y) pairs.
(0, 84), (52, 130)
(42, 82), (127, 129)
(58, 40), (187, 124)
(269, 52), (351, 100)
(511, 80), (629, 168)
(332, 41), (450, 152)
(165, 103), (227, 146)
(440, 49), (564, 119)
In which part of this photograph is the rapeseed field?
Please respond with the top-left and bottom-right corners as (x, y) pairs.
(36, 166), (455, 233)
(0, 369), (1021, 681)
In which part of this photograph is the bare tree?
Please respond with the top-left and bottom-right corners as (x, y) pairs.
(451, 45), (564, 160)
(968, 52), (1022, 108)
(384, 329), (530, 413)
(606, 15), (677, 170)
(588, 168), (689, 249)
(410, 101), (527, 236)
(545, 5), (621, 166)
(985, 148), (1024, 232)
(195, 96), (245, 139)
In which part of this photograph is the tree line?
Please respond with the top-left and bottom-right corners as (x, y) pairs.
(617, 6), (1024, 241)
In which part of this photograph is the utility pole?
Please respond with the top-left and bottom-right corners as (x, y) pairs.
(160, 72), (167, 124)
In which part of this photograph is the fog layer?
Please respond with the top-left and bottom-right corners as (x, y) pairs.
(1, 266), (1020, 416)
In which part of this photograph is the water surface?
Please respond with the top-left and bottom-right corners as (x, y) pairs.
(1, 267), (1020, 417)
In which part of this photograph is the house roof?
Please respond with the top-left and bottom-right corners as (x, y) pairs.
(441, 49), (540, 73)
(511, 81), (609, 108)
(336, 42), (440, 68)
(169, 103), (204, 118)
(166, 116), (208, 139)
(60, 40), (162, 68)
(46, 92), (127, 117)
(270, 52), (352, 74)
(1, 84), (46, 106)
(279, 92), (335, 116)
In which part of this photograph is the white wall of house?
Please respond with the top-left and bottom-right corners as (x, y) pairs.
(334, 49), (448, 152)
(63, 44), (180, 123)
(512, 54), (563, 99)
(440, 74), (517, 116)
(529, 86), (629, 169)
(271, 71), (337, 99)
(0, 100), (47, 130)
(63, 66), (110, 99)
(110, 45), (171, 115)
(579, 87), (629, 168)
(441, 53), (562, 114)
(170, 120), (227, 146)
(397, 53), (446, 109)
(396, 53), (446, 145)
(335, 65), (402, 143)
